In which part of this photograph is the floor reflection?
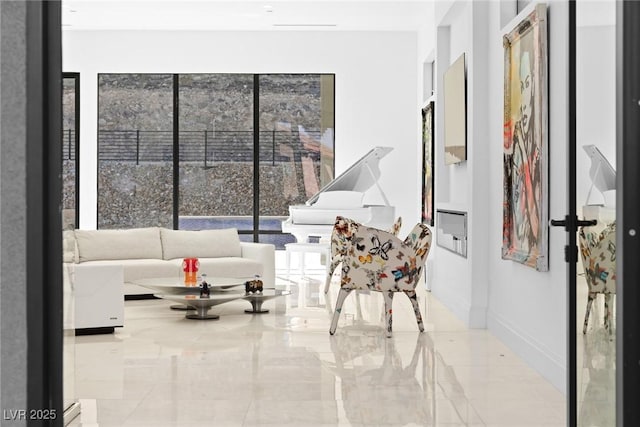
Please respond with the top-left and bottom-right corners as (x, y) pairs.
(577, 274), (616, 427)
(325, 332), (433, 424)
(67, 260), (565, 426)
(578, 328), (616, 427)
(322, 328), (477, 426)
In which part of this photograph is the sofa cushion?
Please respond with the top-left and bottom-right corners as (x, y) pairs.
(63, 230), (78, 263)
(160, 228), (242, 260)
(80, 259), (180, 283)
(74, 228), (163, 262)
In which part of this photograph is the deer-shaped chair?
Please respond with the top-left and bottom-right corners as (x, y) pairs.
(329, 220), (432, 337)
(324, 216), (402, 294)
(578, 221), (616, 334)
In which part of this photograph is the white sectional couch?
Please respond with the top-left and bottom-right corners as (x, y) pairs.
(64, 227), (276, 298)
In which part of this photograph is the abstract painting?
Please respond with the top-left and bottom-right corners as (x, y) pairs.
(502, 3), (549, 271)
(421, 101), (435, 226)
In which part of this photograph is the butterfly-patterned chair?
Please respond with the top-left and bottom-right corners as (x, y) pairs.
(324, 216), (402, 294)
(578, 221), (616, 334)
(329, 221), (432, 337)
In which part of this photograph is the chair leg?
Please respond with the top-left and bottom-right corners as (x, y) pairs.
(324, 260), (340, 294)
(329, 288), (352, 335)
(604, 293), (613, 334)
(583, 293), (596, 334)
(383, 291), (394, 338)
(404, 290), (424, 332)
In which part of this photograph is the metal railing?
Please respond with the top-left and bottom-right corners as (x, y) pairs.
(62, 129), (76, 160)
(94, 129), (326, 165)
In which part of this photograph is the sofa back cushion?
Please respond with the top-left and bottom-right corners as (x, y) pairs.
(74, 227), (163, 262)
(160, 228), (241, 260)
(62, 230), (78, 263)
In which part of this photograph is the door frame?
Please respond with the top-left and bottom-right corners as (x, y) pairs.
(568, 1), (640, 425)
(616, 1), (640, 425)
(26, 0), (63, 420)
(567, 1), (577, 424)
(564, 0), (578, 427)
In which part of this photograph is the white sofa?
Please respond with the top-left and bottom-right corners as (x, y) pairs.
(63, 227), (276, 298)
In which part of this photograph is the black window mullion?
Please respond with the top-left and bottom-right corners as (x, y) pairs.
(173, 74), (179, 230)
(253, 74), (260, 242)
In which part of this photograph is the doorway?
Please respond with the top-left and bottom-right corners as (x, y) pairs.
(574, 2), (616, 425)
(568, 1), (640, 426)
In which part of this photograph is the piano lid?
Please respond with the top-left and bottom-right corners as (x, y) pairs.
(305, 146), (393, 206)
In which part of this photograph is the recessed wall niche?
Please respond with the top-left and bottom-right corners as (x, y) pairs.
(436, 209), (467, 257)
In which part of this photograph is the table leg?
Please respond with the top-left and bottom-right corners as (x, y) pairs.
(170, 304), (194, 311)
(185, 305), (219, 320)
(245, 299), (269, 314)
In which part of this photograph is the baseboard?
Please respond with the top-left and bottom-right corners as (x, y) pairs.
(487, 310), (566, 393)
(431, 286), (487, 328)
(124, 294), (158, 301)
(75, 326), (116, 336)
(468, 305), (487, 328)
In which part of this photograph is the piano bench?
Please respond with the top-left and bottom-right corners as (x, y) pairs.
(284, 242), (331, 276)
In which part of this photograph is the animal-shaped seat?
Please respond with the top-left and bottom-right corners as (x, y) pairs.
(578, 221), (616, 334)
(324, 216), (402, 294)
(328, 220), (432, 337)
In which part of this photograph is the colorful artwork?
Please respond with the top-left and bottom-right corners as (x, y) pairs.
(421, 101), (435, 226)
(502, 4), (548, 271)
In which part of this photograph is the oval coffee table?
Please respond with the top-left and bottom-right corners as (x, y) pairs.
(131, 277), (290, 319)
(155, 293), (245, 320)
(131, 276), (250, 310)
(243, 289), (291, 314)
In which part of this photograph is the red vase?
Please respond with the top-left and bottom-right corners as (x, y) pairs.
(182, 257), (199, 286)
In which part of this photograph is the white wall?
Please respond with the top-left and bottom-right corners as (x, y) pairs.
(486, 0), (570, 393)
(576, 24), (616, 209)
(419, 0), (570, 392)
(63, 30), (419, 230)
(426, 0), (489, 328)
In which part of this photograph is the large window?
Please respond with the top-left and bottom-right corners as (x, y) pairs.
(98, 74), (174, 229)
(62, 73), (79, 229)
(258, 75), (335, 246)
(177, 74), (255, 234)
(97, 73), (335, 247)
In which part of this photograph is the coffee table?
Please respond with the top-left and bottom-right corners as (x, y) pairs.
(155, 293), (245, 320)
(132, 276), (249, 294)
(131, 277), (290, 319)
(131, 276), (249, 310)
(243, 289), (291, 314)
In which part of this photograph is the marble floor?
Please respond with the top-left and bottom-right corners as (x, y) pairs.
(576, 274), (616, 427)
(67, 252), (568, 427)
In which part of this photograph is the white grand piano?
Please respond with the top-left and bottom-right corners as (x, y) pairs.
(282, 146), (396, 243)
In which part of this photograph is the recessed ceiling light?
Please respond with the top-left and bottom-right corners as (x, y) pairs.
(273, 24), (337, 27)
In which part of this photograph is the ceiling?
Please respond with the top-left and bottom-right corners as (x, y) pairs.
(61, 0), (433, 32)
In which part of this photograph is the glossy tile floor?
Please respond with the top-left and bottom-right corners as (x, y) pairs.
(69, 252), (567, 427)
(576, 274), (616, 427)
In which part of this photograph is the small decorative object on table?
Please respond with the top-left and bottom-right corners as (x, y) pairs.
(245, 276), (263, 294)
(199, 281), (210, 298)
(182, 257), (199, 286)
